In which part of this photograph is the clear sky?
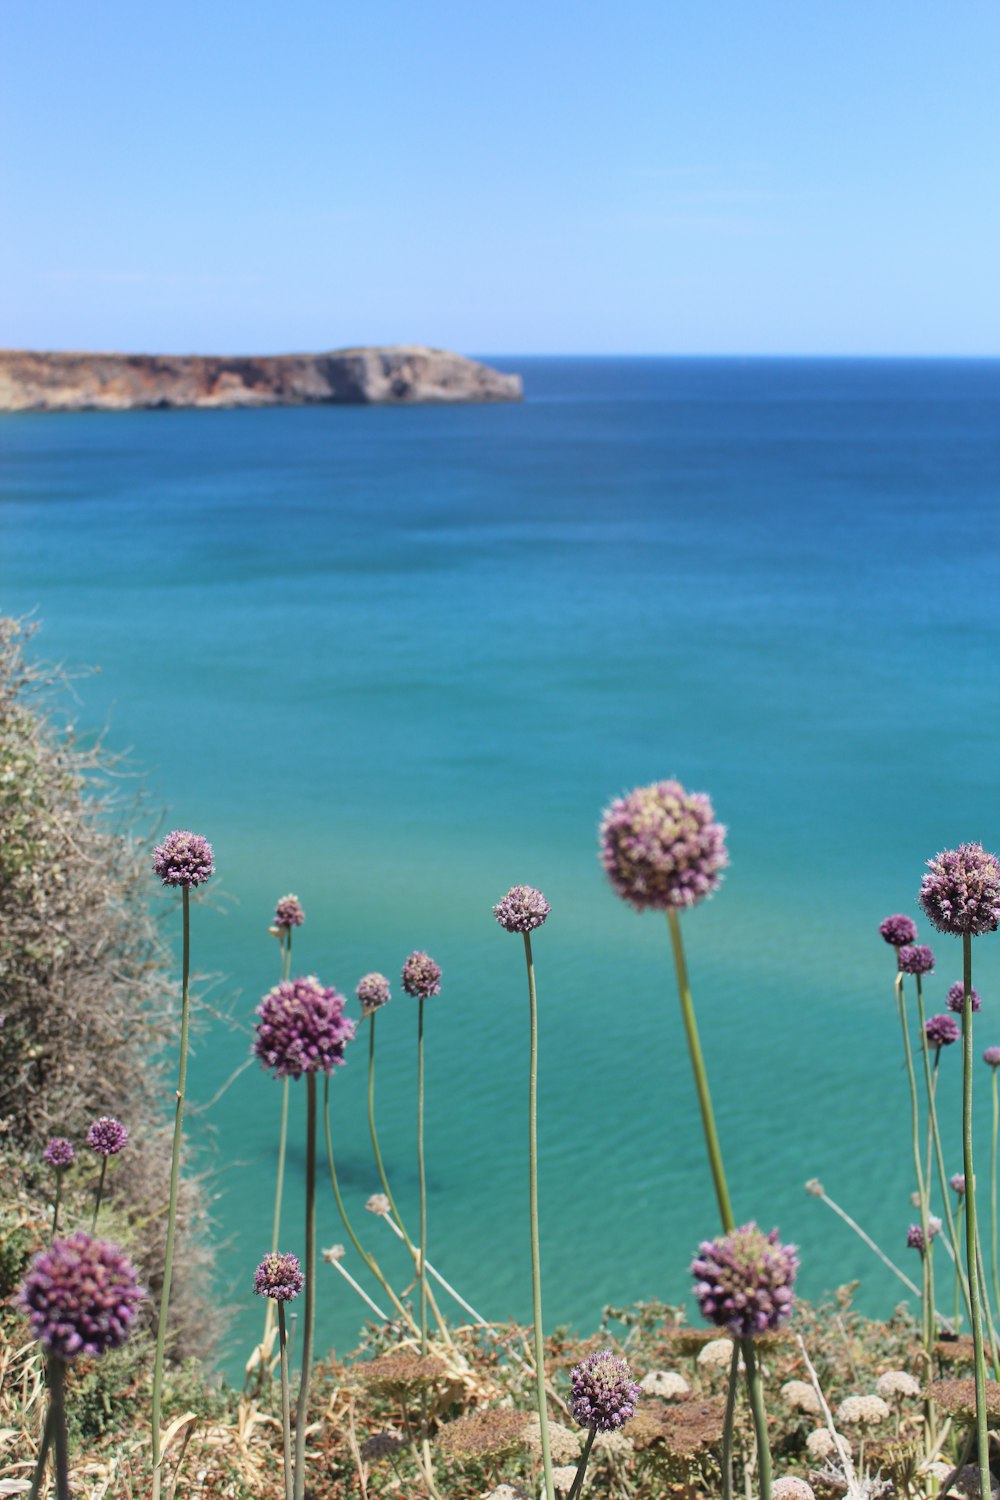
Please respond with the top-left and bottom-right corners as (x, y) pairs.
(3, 1), (999, 356)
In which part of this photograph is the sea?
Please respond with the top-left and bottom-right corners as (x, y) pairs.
(2, 356), (999, 1376)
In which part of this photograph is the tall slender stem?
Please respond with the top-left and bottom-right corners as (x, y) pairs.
(566, 1427), (596, 1500)
(367, 1013), (452, 1345)
(665, 910), (772, 1499)
(897, 975), (934, 1350)
(50, 1173), (63, 1241)
(992, 1069), (1000, 1316)
(91, 1157), (108, 1234)
(293, 1074), (317, 1500)
(49, 1358), (70, 1500)
(721, 1338), (740, 1500)
(960, 933), (991, 1500)
(525, 931), (555, 1500)
(151, 885), (192, 1500)
(916, 974), (974, 1333)
(417, 995), (427, 1356)
(741, 1339), (771, 1500)
(28, 1392), (56, 1500)
(263, 930), (294, 1352)
(278, 1302), (293, 1500)
(666, 909), (734, 1230)
(324, 1075), (416, 1330)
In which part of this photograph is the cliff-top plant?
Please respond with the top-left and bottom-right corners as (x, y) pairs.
(253, 1252), (303, 1500)
(495, 884), (555, 1500)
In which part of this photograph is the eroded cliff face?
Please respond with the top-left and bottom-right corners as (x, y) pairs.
(0, 346), (523, 411)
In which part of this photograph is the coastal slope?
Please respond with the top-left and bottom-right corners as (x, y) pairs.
(0, 345), (522, 411)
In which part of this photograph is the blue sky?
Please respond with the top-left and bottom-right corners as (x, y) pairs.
(3, 1), (999, 355)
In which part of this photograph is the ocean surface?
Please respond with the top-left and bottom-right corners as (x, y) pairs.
(2, 357), (1000, 1375)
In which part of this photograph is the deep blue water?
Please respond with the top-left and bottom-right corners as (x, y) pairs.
(2, 357), (1000, 1373)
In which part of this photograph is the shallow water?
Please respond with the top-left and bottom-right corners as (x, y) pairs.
(2, 357), (999, 1373)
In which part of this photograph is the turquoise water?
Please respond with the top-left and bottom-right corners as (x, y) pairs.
(2, 357), (1000, 1372)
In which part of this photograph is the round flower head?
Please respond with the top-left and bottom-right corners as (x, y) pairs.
(876, 1370), (921, 1400)
(836, 1394), (890, 1427)
(493, 885), (551, 934)
(919, 843), (1000, 937)
(253, 975), (355, 1079)
(253, 1251), (303, 1302)
(698, 1337), (742, 1372)
(951, 1173), (966, 1196)
(273, 894), (305, 930)
(152, 829), (214, 889)
(773, 1481), (816, 1500)
(898, 944), (935, 976)
(986, 1047), (1000, 1069)
(569, 1348), (640, 1432)
(43, 1137), (75, 1169)
(926, 1014), (960, 1048)
(599, 779), (728, 912)
(86, 1117), (128, 1157)
(907, 1222), (940, 1252)
(640, 1369), (689, 1399)
(401, 950), (442, 1000)
(691, 1222), (799, 1338)
(366, 1193), (391, 1216)
(781, 1379), (822, 1415)
(16, 1231), (143, 1360)
(806, 1428), (840, 1461)
(357, 973), (391, 1015)
(948, 981), (982, 1013)
(879, 914), (918, 948)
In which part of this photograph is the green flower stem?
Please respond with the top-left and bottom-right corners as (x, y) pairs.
(956, 1195), (966, 1333)
(293, 1073), (317, 1500)
(50, 1172), (63, 1241)
(666, 909), (773, 1500)
(91, 1157), (108, 1234)
(263, 931), (293, 1355)
(960, 933), (991, 1500)
(151, 885), (192, 1500)
(992, 1069), (1000, 1316)
(29, 1387), (57, 1500)
(278, 1301), (293, 1500)
(741, 1338), (771, 1500)
(721, 1339), (740, 1500)
(896, 976), (935, 1350)
(323, 1075), (417, 1332)
(566, 1427), (596, 1500)
(524, 931), (555, 1500)
(48, 1358), (70, 1500)
(367, 1013), (453, 1347)
(417, 995), (428, 1357)
(916, 974), (974, 1333)
(666, 910), (734, 1230)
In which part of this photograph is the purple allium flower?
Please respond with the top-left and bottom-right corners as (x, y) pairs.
(152, 829), (215, 889)
(253, 976), (355, 1080)
(357, 973), (391, 1015)
(16, 1232), (143, 1360)
(401, 951), (442, 1000)
(599, 780), (728, 912)
(43, 1138), (75, 1169)
(691, 1222), (799, 1338)
(907, 1220), (940, 1252)
(86, 1117), (128, 1157)
(985, 1047), (1000, 1069)
(569, 1348), (641, 1432)
(879, 914), (918, 948)
(898, 944), (935, 976)
(273, 894), (305, 930)
(947, 981), (982, 1014)
(252, 1251), (303, 1302)
(951, 1173), (966, 1196)
(925, 1014), (960, 1048)
(919, 843), (1000, 938)
(493, 885), (551, 934)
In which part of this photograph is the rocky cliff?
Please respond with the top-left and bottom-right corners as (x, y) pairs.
(0, 345), (522, 411)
